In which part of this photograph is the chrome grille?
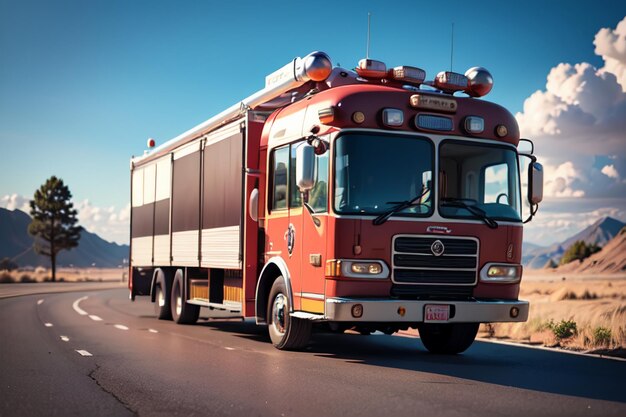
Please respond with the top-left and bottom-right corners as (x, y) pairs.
(392, 235), (478, 286)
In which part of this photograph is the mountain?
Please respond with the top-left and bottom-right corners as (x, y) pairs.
(556, 226), (626, 274)
(523, 217), (626, 269)
(0, 207), (128, 268)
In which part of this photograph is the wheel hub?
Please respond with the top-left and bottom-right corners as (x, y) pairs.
(272, 293), (287, 335)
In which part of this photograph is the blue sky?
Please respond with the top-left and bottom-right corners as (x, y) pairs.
(1, 0), (625, 245)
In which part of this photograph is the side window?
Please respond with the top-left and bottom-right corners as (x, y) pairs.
(309, 151), (329, 212)
(271, 147), (289, 211)
(289, 143), (303, 208)
(484, 163), (509, 204)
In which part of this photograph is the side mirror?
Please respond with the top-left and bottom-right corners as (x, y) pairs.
(296, 144), (316, 191)
(249, 188), (259, 222)
(528, 161), (543, 205)
(518, 138), (534, 155)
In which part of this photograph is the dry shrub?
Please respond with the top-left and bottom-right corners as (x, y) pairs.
(20, 274), (36, 283)
(0, 272), (15, 283)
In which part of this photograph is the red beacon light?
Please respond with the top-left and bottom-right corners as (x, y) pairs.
(356, 58), (387, 79)
(464, 67), (493, 97)
(147, 138), (156, 148)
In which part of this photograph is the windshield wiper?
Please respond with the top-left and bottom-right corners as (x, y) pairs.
(373, 189), (430, 226)
(441, 198), (498, 229)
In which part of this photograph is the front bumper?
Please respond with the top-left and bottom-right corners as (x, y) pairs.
(322, 297), (529, 323)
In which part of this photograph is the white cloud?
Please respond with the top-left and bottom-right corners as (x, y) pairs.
(0, 194), (129, 245)
(76, 199), (130, 245)
(524, 202), (626, 245)
(601, 164), (620, 179)
(0, 194), (30, 212)
(594, 17), (626, 91)
(516, 16), (626, 201)
(542, 161), (586, 198)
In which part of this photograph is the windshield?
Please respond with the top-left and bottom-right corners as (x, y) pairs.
(439, 141), (522, 222)
(334, 133), (434, 216)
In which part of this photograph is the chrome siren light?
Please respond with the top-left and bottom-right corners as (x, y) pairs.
(465, 67), (493, 97)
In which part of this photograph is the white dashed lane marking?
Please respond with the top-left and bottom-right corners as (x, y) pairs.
(114, 324), (129, 331)
(60, 336), (70, 342)
(89, 315), (103, 321)
(37, 299), (44, 305)
(75, 350), (93, 357)
(44, 323), (53, 327)
(72, 296), (89, 316)
(148, 329), (158, 333)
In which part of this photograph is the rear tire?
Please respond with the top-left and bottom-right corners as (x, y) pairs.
(171, 270), (200, 324)
(267, 277), (311, 350)
(153, 270), (172, 320)
(417, 323), (479, 354)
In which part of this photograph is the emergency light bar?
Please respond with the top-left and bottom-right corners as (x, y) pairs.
(434, 71), (469, 93)
(390, 66), (426, 85)
(356, 59), (387, 78)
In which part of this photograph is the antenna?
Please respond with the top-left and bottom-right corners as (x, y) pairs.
(366, 12), (371, 59)
(450, 22), (454, 72)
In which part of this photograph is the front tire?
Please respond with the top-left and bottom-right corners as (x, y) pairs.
(171, 270), (200, 324)
(267, 277), (311, 350)
(417, 323), (479, 354)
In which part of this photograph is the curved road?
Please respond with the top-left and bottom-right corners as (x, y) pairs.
(1, 284), (625, 417)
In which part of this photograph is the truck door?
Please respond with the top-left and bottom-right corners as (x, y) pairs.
(291, 142), (329, 315)
(266, 142), (328, 314)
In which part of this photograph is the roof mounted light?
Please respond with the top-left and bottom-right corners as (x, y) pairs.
(434, 71), (468, 93)
(382, 108), (404, 127)
(465, 67), (493, 97)
(464, 116), (484, 134)
(390, 66), (426, 85)
(296, 51), (333, 82)
(356, 59), (387, 78)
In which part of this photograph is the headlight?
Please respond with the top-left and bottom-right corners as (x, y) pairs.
(325, 259), (389, 279)
(480, 263), (522, 283)
(351, 262), (383, 275)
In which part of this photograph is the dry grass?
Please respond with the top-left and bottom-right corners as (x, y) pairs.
(480, 271), (626, 351)
(0, 267), (127, 283)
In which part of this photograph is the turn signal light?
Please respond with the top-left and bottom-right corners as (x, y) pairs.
(326, 260), (342, 277)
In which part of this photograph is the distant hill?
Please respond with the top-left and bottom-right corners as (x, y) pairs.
(555, 226), (626, 274)
(523, 217), (626, 269)
(0, 207), (128, 268)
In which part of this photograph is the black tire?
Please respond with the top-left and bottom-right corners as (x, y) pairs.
(171, 270), (200, 324)
(153, 270), (172, 320)
(417, 323), (479, 354)
(267, 277), (311, 350)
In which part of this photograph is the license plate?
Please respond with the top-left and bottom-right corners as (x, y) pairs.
(424, 304), (450, 322)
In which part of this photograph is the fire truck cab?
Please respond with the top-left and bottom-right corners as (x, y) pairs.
(129, 51), (543, 354)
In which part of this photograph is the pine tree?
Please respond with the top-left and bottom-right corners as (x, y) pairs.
(28, 176), (81, 282)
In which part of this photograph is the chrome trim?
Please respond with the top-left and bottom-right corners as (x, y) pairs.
(479, 263), (522, 284)
(392, 234), (479, 286)
(290, 311), (326, 320)
(297, 292), (325, 300)
(325, 297), (529, 323)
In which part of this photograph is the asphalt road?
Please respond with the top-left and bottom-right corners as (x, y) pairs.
(1, 284), (625, 417)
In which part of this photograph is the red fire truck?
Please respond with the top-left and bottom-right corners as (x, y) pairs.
(129, 51), (543, 354)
